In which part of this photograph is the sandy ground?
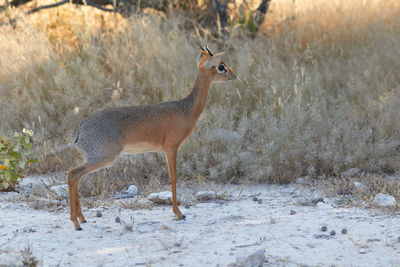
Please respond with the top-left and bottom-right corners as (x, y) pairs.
(1, 177), (400, 267)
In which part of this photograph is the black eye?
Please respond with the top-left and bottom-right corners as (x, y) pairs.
(217, 65), (226, 73)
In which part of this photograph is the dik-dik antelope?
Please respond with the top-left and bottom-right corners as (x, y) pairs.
(67, 46), (236, 230)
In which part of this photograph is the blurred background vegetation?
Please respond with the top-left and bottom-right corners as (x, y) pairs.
(1, 0), (400, 193)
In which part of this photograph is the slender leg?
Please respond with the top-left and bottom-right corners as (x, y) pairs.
(67, 162), (110, 230)
(165, 149), (185, 220)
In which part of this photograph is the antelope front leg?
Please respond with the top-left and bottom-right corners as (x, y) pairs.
(165, 149), (185, 220)
(68, 170), (83, 230)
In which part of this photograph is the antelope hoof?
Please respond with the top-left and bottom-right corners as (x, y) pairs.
(72, 220), (82, 230)
(174, 210), (185, 220)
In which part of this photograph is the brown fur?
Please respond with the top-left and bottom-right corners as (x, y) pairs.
(67, 48), (236, 230)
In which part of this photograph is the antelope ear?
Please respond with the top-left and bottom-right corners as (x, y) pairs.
(205, 52), (225, 70)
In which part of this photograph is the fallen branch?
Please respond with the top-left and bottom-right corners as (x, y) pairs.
(27, 0), (69, 14)
(27, 0), (117, 15)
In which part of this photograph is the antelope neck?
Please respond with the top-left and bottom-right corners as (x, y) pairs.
(185, 71), (213, 119)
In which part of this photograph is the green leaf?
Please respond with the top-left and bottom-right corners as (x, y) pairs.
(19, 161), (25, 168)
(8, 151), (19, 158)
(28, 158), (38, 163)
(4, 159), (10, 167)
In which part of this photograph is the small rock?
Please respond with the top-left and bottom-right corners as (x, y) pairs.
(115, 216), (121, 223)
(148, 191), (173, 205)
(359, 249), (367, 254)
(50, 184), (69, 198)
(311, 190), (323, 204)
(252, 196), (258, 201)
(373, 193), (396, 207)
(295, 177), (307, 184)
(184, 204), (191, 209)
(19, 183), (33, 194)
(257, 199), (263, 204)
(96, 211), (102, 217)
(314, 234), (332, 239)
(235, 249), (265, 267)
(126, 185), (138, 195)
(0, 192), (20, 201)
(160, 224), (169, 231)
(353, 182), (368, 193)
(397, 236), (400, 243)
(330, 230), (336, 236)
(341, 228), (347, 234)
(196, 191), (217, 201)
(137, 198), (152, 206)
(23, 227), (36, 233)
(321, 225), (327, 232)
(290, 210), (296, 215)
(270, 218), (276, 224)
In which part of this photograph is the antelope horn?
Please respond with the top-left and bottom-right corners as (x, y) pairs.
(205, 46), (214, 56)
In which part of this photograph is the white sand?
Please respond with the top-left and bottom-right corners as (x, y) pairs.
(1, 180), (400, 266)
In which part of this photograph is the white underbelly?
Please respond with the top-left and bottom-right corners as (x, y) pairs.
(122, 142), (163, 154)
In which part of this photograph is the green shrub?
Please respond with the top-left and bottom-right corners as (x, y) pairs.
(0, 129), (37, 191)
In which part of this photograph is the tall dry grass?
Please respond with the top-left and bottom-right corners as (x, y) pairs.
(1, 0), (400, 192)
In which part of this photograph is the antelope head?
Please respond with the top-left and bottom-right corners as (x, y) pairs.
(197, 46), (236, 83)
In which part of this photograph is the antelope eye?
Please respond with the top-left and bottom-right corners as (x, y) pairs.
(217, 64), (227, 73)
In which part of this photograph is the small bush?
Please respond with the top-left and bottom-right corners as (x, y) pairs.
(0, 129), (38, 191)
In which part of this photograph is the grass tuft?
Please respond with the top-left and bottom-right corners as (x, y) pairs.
(1, 0), (400, 196)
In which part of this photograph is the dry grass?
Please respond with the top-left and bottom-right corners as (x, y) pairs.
(20, 246), (40, 267)
(1, 0), (400, 196)
(319, 173), (400, 205)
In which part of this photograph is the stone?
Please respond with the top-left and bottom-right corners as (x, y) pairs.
(316, 202), (332, 209)
(96, 211), (102, 217)
(148, 191), (173, 204)
(373, 193), (396, 207)
(23, 227), (36, 233)
(195, 191), (217, 201)
(321, 225), (327, 232)
(311, 190), (323, 204)
(50, 184), (69, 198)
(235, 249), (265, 267)
(115, 216), (121, 223)
(341, 228), (347, 234)
(353, 182), (368, 194)
(257, 199), (263, 204)
(126, 185), (138, 195)
(290, 210), (296, 215)
(314, 234), (333, 239)
(137, 198), (152, 206)
(295, 177), (307, 184)
(330, 230), (336, 236)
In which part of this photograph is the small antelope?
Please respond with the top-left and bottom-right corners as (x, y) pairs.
(67, 46), (236, 230)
